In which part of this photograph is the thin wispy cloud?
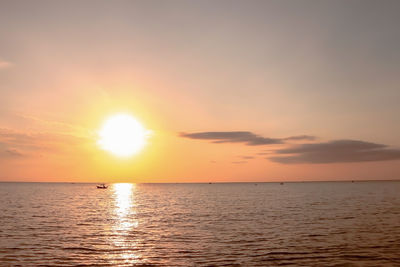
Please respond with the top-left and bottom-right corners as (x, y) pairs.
(240, 156), (254, 159)
(180, 131), (315, 146)
(232, 161), (247, 164)
(284, 135), (316, 141)
(5, 148), (24, 157)
(270, 140), (400, 164)
(0, 59), (12, 69)
(15, 113), (87, 134)
(0, 143), (25, 158)
(257, 152), (272, 155)
(0, 128), (88, 156)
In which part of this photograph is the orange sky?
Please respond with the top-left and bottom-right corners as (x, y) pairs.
(1, 1), (400, 182)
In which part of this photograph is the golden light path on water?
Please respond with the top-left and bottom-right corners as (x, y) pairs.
(111, 183), (139, 264)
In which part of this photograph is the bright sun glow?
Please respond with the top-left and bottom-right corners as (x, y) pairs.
(98, 114), (149, 157)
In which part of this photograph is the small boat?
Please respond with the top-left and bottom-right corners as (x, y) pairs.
(96, 184), (108, 189)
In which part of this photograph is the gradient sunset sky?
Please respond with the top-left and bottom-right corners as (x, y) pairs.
(1, 0), (399, 182)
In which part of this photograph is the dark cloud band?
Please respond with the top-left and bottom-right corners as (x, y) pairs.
(180, 131), (314, 146)
(270, 140), (400, 164)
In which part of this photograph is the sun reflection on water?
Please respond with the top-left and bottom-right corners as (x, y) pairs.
(114, 183), (133, 216)
(111, 183), (140, 264)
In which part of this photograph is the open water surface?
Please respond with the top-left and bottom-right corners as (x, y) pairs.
(0, 181), (399, 266)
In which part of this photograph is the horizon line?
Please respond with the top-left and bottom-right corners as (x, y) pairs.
(0, 179), (399, 184)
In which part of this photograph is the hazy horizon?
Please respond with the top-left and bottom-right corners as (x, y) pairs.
(0, 179), (398, 184)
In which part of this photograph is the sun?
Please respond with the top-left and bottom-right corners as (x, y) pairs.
(98, 114), (149, 157)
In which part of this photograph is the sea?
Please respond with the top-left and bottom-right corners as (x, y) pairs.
(0, 181), (399, 266)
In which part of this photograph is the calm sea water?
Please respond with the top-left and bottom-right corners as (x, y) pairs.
(0, 181), (399, 266)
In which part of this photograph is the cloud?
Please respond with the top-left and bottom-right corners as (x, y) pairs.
(0, 143), (25, 158)
(4, 148), (24, 157)
(180, 131), (316, 146)
(0, 128), (85, 144)
(0, 128), (88, 157)
(232, 161), (247, 164)
(181, 131), (400, 164)
(257, 152), (272, 155)
(240, 156), (254, 159)
(15, 113), (86, 134)
(270, 140), (400, 164)
(283, 135), (316, 141)
(181, 131), (295, 146)
(0, 59), (12, 69)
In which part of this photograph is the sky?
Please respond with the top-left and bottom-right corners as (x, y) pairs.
(0, 0), (399, 182)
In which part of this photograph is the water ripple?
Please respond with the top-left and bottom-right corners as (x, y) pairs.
(0, 181), (399, 266)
